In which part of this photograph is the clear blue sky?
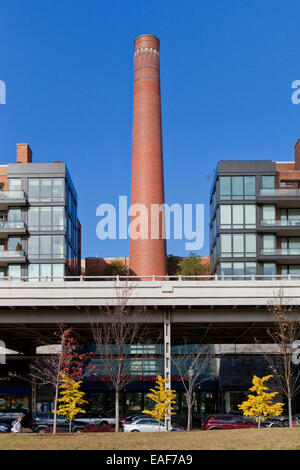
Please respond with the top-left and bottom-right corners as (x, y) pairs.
(1, 0), (300, 258)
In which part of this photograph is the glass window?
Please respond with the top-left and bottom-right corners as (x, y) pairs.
(40, 179), (52, 201)
(263, 263), (276, 279)
(8, 208), (21, 222)
(220, 262), (232, 278)
(245, 234), (256, 257)
(53, 236), (64, 258)
(28, 180), (39, 200)
(220, 177), (231, 199)
(282, 237), (300, 254)
(282, 265), (300, 279)
(8, 179), (21, 191)
(221, 234), (231, 257)
(232, 177), (243, 200)
(53, 264), (64, 281)
(233, 262), (244, 279)
(53, 179), (64, 201)
(40, 236), (51, 257)
(0, 267), (4, 279)
(244, 176), (255, 199)
(233, 234), (244, 256)
(28, 207), (39, 230)
(28, 236), (39, 257)
(8, 264), (21, 281)
(40, 264), (51, 279)
(245, 205), (256, 228)
(245, 262), (256, 278)
(8, 237), (22, 252)
(262, 176), (275, 189)
(232, 205), (244, 228)
(263, 234), (276, 253)
(53, 207), (64, 230)
(262, 205), (275, 224)
(220, 205), (231, 228)
(40, 207), (51, 230)
(28, 264), (39, 282)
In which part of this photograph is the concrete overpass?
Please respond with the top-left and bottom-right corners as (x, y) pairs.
(0, 277), (299, 351)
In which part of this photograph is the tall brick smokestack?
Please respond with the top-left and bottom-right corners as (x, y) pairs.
(129, 34), (167, 278)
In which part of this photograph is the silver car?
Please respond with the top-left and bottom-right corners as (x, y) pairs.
(121, 417), (180, 432)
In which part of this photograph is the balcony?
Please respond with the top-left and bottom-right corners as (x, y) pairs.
(0, 250), (26, 266)
(259, 247), (300, 263)
(0, 191), (27, 209)
(0, 221), (27, 237)
(258, 219), (300, 235)
(257, 188), (300, 207)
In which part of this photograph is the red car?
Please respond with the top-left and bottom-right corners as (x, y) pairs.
(203, 415), (257, 430)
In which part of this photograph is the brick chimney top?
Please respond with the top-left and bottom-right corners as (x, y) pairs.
(16, 143), (32, 163)
(134, 34), (160, 51)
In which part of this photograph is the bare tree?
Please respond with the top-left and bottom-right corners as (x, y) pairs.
(30, 324), (93, 434)
(172, 340), (219, 431)
(90, 282), (157, 432)
(260, 290), (300, 428)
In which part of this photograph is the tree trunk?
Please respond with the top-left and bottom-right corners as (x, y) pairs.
(288, 395), (293, 428)
(187, 394), (192, 432)
(53, 383), (59, 435)
(258, 417), (261, 429)
(115, 390), (120, 432)
(69, 419), (72, 433)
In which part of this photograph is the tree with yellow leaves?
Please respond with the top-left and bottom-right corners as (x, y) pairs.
(238, 375), (284, 429)
(57, 373), (88, 432)
(143, 375), (176, 430)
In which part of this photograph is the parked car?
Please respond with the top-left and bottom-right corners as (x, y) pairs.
(121, 417), (182, 432)
(264, 415), (296, 428)
(0, 409), (29, 427)
(121, 414), (145, 425)
(31, 413), (84, 433)
(203, 415), (257, 430)
(0, 423), (11, 433)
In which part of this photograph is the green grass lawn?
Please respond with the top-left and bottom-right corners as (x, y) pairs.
(0, 427), (300, 450)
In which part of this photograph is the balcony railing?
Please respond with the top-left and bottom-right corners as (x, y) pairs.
(0, 221), (26, 230)
(260, 188), (300, 197)
(260, 219), (300, 227)
(0, 190), (26, 201)
(260, 248), (300, 256)
(0, 250), (26, 258)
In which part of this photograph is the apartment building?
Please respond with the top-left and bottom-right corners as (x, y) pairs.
(210, 139), (300, 278)
(0, 144), (81, 280)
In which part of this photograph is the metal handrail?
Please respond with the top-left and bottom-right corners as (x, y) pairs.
(0, 274), (300, 282)
(260, 188), (300, 196)
(261, 248), (300, 256)
(260, 219), (300, 227)
(0, 190), (26, 200)
(0, 221), (26, 230)
(0, 250), (25, 258)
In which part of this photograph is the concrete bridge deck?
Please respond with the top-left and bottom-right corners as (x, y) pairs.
(0, 278), (299, 350)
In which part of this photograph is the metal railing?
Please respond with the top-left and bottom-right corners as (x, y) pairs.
(260, 219), (300, 227)
(261, 248), (300, 256)
(0, 250), (25, 258)
(260, 188), (300, 197)
(0, 190), (26, 201)
(0, 274), (300, 282)
(0, 221), (26, 230)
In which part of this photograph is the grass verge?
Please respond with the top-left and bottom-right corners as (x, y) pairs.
(0, 427), (300, 450)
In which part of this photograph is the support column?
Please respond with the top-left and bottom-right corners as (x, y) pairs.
(164, 308), (171, 431)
